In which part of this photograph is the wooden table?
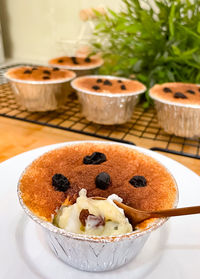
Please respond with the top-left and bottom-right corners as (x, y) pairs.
(0, 116), (199, 175)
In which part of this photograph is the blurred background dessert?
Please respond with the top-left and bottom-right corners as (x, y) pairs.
(5, 66), (76, 111)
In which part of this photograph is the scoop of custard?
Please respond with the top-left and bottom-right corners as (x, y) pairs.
(54, 189), (132, 236)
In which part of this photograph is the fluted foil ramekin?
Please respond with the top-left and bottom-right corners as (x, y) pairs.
(71, 75), (146, 125)
(149, 91), (200, 138)
(4, 70), (76, 112)
(17, 141), (178, 272)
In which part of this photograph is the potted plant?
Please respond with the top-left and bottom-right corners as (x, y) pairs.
(91, 0), (200, 105)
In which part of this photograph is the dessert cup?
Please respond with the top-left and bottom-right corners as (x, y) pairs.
(71, 75), (146, 125)
(5, 66), (76, 112)
(149, 83), (200, 138)
(17, 141), (178, 272)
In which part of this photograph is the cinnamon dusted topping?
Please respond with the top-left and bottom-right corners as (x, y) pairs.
(73, 76), (146, 94)
(49, 56), (103, 68)
(150, 82), (200, 105)
(6, 66), (75, 82)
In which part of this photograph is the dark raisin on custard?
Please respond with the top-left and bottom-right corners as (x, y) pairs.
(24, 70), (32, 74)
(79, 209), (90, 226)
(53, 67), (59, 71)
(83, 152), (106, 165)
(96, 79), (103, 83)
(43, 76), (50, 80)
(52, 173), (70, 192)
(129, 175), (147, 188)
(88, 215), (105, 227)
(84, 57), (91, 63)
(121, 84), (126, 90)
(104, 79), (112, 86)
(71, 56), (79, 65)
(32, 67), (38, 71)
(174, 92), (187, 99)
(118, 80), (122, 83)
(79, 209), (105, 227)
(58, 59), (64, 63)
(43, 70), (51, 75)
(95, 172), (111, 190)
(92, 85), (100, 90)
(186, 89), (195, 94)
(163, 87), (172, 93)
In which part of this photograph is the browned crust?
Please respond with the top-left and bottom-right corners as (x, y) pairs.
(150, 82), (200, 105)
(6, 66), (75, 82)
(48, 56), (103, 68)
(19, 143), (177, 221)
(73, 76), (146, 94)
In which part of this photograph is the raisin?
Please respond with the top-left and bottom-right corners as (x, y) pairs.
(79, 209), (105, 227)
(129, 176), (147, 188)
(52, 173), (70, 192)
(198, 88), (200, 92)
(32, 67), (38, 71)
(43, 76), (50, 80)
(121, 84), (126, 90)
(71, 56), (79, 65)
(95, 172), (111, 190)
(96, 79), (103, 83)
(163, 87), (172, 93)
(92, 85), (100, 90)
(53, 67), (59, 71)
(43, 70), (51, 75)
(174, 92), (187, 99)
(24, 70), (32, 74)
(87, 215), (105, 227)
(186, 89), (195, 94)
(84, 57), (91, 63)
(104, 79), (112, 86)
(118, 80), (122, 83)
(58, 59), (63, 63)
(79, 209), (90, 226)
(83, 152), (106, 165)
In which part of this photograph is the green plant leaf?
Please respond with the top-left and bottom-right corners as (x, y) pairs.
(91, 0), (200, 104)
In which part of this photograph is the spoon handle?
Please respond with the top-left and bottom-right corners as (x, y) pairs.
(150, 206), (200, 218)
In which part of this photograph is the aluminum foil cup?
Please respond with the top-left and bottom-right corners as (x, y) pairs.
(4, 70), (76, 112)
(17, 141), (178, 272)
(149, 91), (200, 138)
(71, 75), (146, 125)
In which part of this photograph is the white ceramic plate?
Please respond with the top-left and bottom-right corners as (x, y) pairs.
(0, 141), (200, 279)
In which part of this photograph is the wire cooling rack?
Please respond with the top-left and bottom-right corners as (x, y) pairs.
(0, 64), (200, 159)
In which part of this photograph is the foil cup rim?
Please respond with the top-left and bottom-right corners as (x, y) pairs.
(71, 75), (147, 97)
(4, 67), (76, 85)
(48, 58), (104, 70)
(17, 140), (179, 243)
(149, 89), (200, 109)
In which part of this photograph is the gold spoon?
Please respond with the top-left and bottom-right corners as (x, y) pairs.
(92, 197), (200, 226)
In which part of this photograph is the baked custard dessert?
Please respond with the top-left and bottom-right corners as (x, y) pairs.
(149, 82), (200, 137)
(71, 75), (146, 124)
(72, 76), (146, 94)
(48, 56), (103, 69)
(150, 82), (200, 105)
(5, 66), (76, 112)
(19, 143), (177, 236)
(6, 66), (75, 82)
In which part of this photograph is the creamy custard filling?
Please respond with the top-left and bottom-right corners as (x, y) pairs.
(54, 189), (132, 236)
